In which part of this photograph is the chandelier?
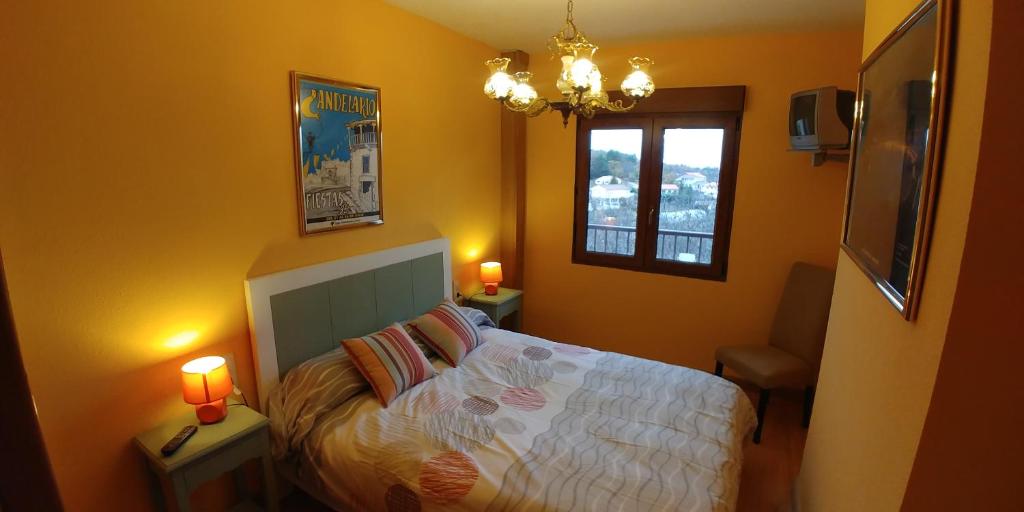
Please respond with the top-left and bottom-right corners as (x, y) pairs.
(483, 0), (655, 126)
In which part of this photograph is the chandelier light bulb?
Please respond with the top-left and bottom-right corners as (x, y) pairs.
(582, 69), (607, 103)
(485, 72), (515, 100)
(591, 68), (608, 104)
(621, 57), (655, 99)
(569, 58), (595, 89)
(556, 55), (575, 95)
(509, 72), (539, 108)
(589, 67), (603, 90)
(582, 86), (608, 104)
(484, 58), (515, 100)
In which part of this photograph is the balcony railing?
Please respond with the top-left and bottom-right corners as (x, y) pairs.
(351, 131), (378, 147)
(586, 224), (714, 264)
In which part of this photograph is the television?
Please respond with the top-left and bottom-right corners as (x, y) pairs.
(789, 86), (855, 150)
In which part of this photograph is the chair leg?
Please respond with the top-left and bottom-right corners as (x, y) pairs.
(753, 388), (771, 444)
(714, 361), (723, 377)
(802, 386), (815, 428)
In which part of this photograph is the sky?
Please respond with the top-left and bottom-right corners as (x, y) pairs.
(298, 79), (377, 167)
(590, 128), (724, 168)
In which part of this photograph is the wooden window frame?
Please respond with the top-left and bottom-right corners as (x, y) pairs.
(571, 86), (746, 281)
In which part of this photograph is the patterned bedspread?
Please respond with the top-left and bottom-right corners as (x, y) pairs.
(288, 329), (756, 511)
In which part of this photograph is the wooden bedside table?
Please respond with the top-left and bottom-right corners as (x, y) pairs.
(135, 405), (278, 512)
(468, 287), (523, 331)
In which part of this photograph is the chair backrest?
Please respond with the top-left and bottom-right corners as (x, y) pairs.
(769, 262), (837, 375)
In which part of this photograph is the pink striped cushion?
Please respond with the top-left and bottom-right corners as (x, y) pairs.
(341, 323), (435, 407)
(408, 300), (483, 366)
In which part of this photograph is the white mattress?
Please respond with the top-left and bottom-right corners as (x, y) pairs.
(286, 329), (756, 511)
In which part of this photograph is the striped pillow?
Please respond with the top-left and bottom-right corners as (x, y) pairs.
(341, 323), (436, 407)
(408, 300), (483, 366)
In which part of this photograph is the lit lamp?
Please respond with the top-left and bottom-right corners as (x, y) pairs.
(480, 261), (503, 296)
(181, 356), (233, 424)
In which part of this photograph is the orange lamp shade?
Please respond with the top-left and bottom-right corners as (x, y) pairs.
(480, 261), (503, 295)
(181, 356), (233, 424)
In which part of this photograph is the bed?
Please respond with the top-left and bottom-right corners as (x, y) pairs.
(245, 238), (756, 511)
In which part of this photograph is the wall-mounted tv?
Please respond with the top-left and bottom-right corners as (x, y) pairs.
(789, 86), (855, 151)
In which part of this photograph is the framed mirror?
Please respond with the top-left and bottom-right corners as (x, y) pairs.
(841, 0), (953, 320)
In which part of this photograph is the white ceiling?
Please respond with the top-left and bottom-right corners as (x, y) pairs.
(384, 0), (864, 54)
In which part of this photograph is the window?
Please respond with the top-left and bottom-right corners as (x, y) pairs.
(572, 87), (745, 280)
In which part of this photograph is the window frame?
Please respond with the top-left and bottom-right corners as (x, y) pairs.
(571, 86), (745, 281)
(571, 116), (654, 272)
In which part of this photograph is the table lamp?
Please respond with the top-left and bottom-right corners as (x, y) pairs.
(480, 261), (503, 295)
(181, 356), (233, 424)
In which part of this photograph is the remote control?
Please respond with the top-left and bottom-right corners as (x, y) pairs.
(160, 425), (198, 456)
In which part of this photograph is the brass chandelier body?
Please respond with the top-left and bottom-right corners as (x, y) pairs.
(483, 0), (656, 126)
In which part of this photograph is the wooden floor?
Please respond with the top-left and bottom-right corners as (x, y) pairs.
(282, 380), (808, 512)
(734, 382), (808, 512)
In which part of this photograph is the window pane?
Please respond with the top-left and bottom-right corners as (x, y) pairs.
(586, 129), (642, 256)
(655, 128), (724, 264)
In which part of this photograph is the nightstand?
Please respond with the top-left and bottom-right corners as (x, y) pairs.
(135, 405), (278, 512)
(468, 287), (523, 331)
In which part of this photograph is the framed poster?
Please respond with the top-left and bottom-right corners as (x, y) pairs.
(841, 0), (952, 320)
(291, 72), (383, 235)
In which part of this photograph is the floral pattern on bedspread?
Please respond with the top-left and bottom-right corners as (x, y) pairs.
(293, 329), (755, 512)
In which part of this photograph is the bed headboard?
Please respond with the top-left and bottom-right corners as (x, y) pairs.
(244, 238), (452, 410)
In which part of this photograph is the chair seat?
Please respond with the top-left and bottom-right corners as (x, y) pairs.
(715, 344), (812, 389)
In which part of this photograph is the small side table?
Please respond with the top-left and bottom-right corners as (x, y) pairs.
(468, 287), (523, 331)
(134, 405), (278, 512)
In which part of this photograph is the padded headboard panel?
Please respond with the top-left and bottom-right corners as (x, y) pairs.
(245, 239), (452, 410)
(268, 254), (444, 379)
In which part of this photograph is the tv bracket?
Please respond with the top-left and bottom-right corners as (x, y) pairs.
(808, 149), (850, 167)
(787, 148), (850, 167)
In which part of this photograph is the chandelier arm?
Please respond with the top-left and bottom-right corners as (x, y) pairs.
(500, 99), (527, 113)
(524, 98), (553, 117)
(502, 97), (552, 117)
(596, 98), (640, 113)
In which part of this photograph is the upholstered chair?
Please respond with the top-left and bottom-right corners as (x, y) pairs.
(714, 262), (836, 443)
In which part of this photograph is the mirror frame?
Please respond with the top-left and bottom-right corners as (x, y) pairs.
(840, 0), (954, 320)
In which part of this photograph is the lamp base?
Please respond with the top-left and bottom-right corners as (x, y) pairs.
(194, 398), (228, 424)
(484, 283), (499, 295)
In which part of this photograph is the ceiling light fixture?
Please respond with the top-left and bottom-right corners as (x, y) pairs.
(483, 0), (655, 126)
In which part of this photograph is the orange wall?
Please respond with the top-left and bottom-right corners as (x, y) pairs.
(797, 1), (994, 510)
(901, 1), (1024, 508)
(522, 30), (861, 367)
(0, 1), (500, 510)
